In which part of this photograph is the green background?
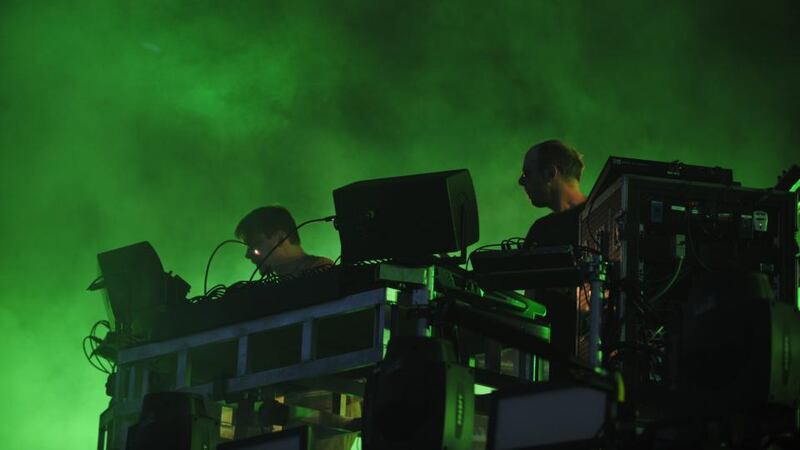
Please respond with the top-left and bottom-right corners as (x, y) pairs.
(0, 1), (797, 448)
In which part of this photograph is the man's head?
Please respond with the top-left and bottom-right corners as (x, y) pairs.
(235, 206), (301, 274)
(518, 140), (585, 211)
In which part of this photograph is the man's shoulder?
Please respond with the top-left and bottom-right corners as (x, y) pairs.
(524, 203), (585, 248)
(306, 255), (334, 270)
(528, 204), (578, 234)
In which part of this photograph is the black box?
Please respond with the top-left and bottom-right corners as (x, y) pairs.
(333, 169), (479, 264)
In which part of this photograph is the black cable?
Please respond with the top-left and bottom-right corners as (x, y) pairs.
(248, 235), (289, 281)
(83, 336), (109, 374)
(93, 321), (114, 373)
(249, 215), (337, 281)
(648, 257), (684, 304)
(686, 211), (712, 272)
(204, 239), (248, 295)
(499, 237), (526, 251)
(584, 199), (605, 255)
(85, 320), (115, 374)
(84, 320), (114, 374)
(465, 243), (504, 270)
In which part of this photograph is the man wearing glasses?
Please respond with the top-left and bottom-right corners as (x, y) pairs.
(518, 139), (587, 248)
(518, 139), (588, 381)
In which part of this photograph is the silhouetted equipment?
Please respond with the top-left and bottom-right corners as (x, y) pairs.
(125, 392), (217, 450)
(90, 157), (800, 450)
(165, 264), (385, 339)
(470, 245), (582, 290)
(580, 156), (800, 446)
(217, 426), (311, 450)
(487, 367), (619, 450)
(774, 164), (800, 192)
(466, 244), (607, 371)
(333, 169), (479, 264)
(362, 337), (474, 450)
(582, 171), (797, 305)
(92, 241), (189, 340)
(672, 271), (800, 413)
(588, 156), (735, 202)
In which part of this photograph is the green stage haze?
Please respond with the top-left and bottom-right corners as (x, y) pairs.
(0, 1), (797, 448)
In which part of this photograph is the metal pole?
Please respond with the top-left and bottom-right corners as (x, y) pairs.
(587, 254), (605, 368)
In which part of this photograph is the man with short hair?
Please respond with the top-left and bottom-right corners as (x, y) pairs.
(234, 206), (355, 449)
(518, 139), (588, 380)
(518, 139), (587, 248)
(235, 206), (333, 277)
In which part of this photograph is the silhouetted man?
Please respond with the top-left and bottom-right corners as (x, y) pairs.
(235, 206), (355, 449)
(518, 139), (587, 248)
(518, 139), (588, 379)
(235, 206), (333, 277)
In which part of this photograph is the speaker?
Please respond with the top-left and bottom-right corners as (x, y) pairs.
(333, 169), (479, 264)
(362, 337), (474, 450)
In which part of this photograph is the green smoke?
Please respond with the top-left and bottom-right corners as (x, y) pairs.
(0, 0), (797, 448)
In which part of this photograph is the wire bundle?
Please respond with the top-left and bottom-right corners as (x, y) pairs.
(82, 320), (115, 374)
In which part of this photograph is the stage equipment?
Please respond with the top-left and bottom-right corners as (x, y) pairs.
(98, 262), (445, 450)
(671, 271), (800, 412)
(774, 164), (800, 192)
(217, 426), (311, 450)
(124, 392), (217, 450)
(165, 263), (389, 339)
(90, 241), (189, 340)
(486, 368), (620, 450)
(333, 169), (479, 264)
(470, 245), (581, 290)
(580, 157), (799, 417)
(587, 156), (735, 201)
(467, 246), (607, 368)
(362, 336), (475, 450)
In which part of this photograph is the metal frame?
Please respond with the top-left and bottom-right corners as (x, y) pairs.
(580, 174), (798, 403)
(99, 286), (403, 450)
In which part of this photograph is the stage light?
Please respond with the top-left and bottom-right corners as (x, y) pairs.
(217, 426), (311, 450)
(487, 379), (617, 450)
(362, 337), (475, 450)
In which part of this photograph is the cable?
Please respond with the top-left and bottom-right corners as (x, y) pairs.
(500, 237), (526, 250)
(465, 243), (504, 270)
(686, 210), (712, 272)
(584, 199), (604, 254)
(648, 257), (684, 304)
(93, 321), (114, 373)
(204, 239), (248, 295)
(83, 320), (115, 374)
(249, 215), (337, 281)
(83, 336), (109, 373)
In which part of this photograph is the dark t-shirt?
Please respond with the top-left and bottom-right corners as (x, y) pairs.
(272, 254), (334, 278)
(523, 203), (586, 375)
(524, 203), (585, 249)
